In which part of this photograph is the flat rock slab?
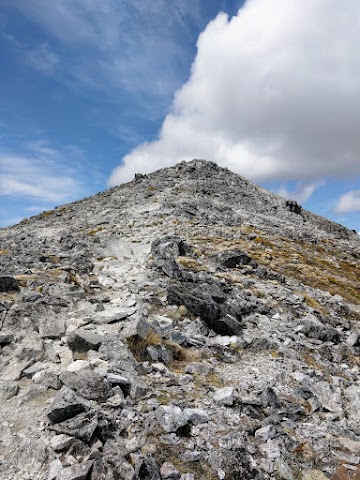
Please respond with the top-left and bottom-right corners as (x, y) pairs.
(59, 370), (111, 401)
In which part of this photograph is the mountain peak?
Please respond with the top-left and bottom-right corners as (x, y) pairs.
(0, 159), (359, 479)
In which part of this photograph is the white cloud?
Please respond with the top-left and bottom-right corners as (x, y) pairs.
(109, 0), (360, 185)
(0, 142), (86, 203)
(336, 190), (360, 213)
(7, 0), (204, 102)
(278, 180), (325, 204)
(26, 42), (59, 75)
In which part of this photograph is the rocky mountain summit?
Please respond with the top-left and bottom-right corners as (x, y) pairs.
(0, 159), (360, 480)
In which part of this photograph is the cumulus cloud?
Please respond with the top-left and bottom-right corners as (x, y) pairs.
(336, 191), (360, 213)
(109, 0), (360, 185)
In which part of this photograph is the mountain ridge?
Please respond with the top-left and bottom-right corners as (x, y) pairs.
(0, 159), (359, 480)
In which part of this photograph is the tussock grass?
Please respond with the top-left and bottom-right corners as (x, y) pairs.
(127, 332), (198, 369)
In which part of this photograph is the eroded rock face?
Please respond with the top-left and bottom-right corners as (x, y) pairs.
(0, 159), (359, 480)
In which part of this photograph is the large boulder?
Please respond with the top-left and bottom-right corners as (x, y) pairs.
(167, 284), (243, 335)
(59, 370), (111, 401)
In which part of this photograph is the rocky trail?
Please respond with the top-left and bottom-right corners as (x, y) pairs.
(0, 160), (359, 480)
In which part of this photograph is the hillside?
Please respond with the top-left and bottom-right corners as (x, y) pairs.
(0, 159), (359, 480)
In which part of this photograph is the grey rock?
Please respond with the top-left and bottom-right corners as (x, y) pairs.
(50, 433), (74, 452)
(346, 331), (359, 346)
(47, 386), (89, 424)
(33, 369), (62, 389)
(39, 316), (65, 339)
(0, 379), (19, 400)
(214, 250), (258, 269)
(167, 284), (221, 326)
(0, 276), (19, 292)
(309, 380), (343, 415)
(169, 330), (187, 345)
(1, 359), (32, 381)
(0, 333), (14, 346)
(100, 307), (137, 324)
(50, 410), (98, 443)
(134, 455), (160, 480)
(344, 385), (360, 435)
(22, 361), (47, 378)
(106, 373), (132, 396)
(1, 159), (360, 480)
(298, 314), (340, 343)
(184, 362), (211, 375)
(151, 236), (189, 279)
(67, 329), (103, 353)
(274, 459), (294, 480)
(59, 370), (111, 401)
(130, 378), (149, 399)
(255, 425), (277, 441)
(58, 461), (93, 480)
(180, 450), (203, 462)
(160, 462), (181, 480)
(147, 344), (173, 365)
(184, 408), (210, 425)
(213, 386), (236, 406)
(155, 405), (188, 433)
(48, 459), (63, 480)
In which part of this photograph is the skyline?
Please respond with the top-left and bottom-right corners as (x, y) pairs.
(1, 0), (360, 232)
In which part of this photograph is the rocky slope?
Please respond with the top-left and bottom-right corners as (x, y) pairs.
(0, 159), (359, 480)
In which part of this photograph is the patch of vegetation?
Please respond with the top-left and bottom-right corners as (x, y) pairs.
(193, 229), (360, 305)
(96, 256), (118, 261)
(300, 292), (327, 314)
(126, 332), (197, 369)
(177, 256), (208, 272)
(41, 210), (54, 217)
(87, 226), (104, 236)
(154, 444), (218, 480)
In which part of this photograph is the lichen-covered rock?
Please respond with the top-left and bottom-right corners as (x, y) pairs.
(59, 370), (111, 401)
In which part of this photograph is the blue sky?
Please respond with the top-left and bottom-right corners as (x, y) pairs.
(1, 0), (360, 232)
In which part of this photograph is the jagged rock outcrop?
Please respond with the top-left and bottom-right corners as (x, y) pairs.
(0, 159), (360, 480)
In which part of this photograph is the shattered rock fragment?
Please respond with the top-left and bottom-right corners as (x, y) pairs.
(47, 386), (89, 424)
(67, 329), (103, 353)
(58, 460), (93, 480)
